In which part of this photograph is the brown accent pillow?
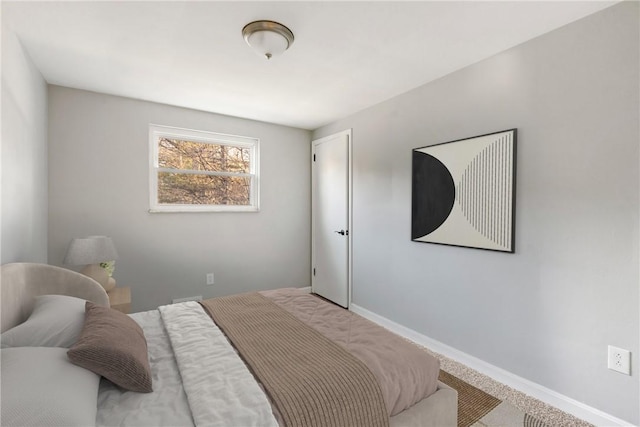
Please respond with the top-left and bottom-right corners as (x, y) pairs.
(67, 301), (153, 393)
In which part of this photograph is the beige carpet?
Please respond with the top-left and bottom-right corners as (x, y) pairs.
(439, 370), (549, 427)
(434, 354), (594, 427)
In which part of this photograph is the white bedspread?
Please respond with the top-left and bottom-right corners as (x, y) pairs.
(96, 302), (278, 427)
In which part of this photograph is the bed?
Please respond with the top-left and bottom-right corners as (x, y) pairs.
(0, 262), (457, 427)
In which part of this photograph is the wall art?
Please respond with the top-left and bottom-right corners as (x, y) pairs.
(411, 129), (516, 252)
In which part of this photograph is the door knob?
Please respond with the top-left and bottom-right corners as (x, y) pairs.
(334, 230), (348, 236)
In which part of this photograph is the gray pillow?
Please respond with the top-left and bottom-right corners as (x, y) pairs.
(1, 294), (87, 348)
(68, 301), (153, 393)
(1, 346), (100, 426)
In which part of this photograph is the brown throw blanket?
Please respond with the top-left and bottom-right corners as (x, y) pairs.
(261, 288), (441, 416)
(200, 292), (389, 427)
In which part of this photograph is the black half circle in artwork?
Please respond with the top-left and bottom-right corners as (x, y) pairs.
(411, 151), (456, 240)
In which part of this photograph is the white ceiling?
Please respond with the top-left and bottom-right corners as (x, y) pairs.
(3, 1), (617, 130)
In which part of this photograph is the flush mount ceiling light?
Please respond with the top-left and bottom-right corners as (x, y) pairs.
(242, 20), (294, 60)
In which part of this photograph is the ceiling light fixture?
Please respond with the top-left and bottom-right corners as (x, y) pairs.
(242, 20), (294, 60)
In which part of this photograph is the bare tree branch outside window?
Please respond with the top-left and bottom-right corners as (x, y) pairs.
(157, 138), (252, 206)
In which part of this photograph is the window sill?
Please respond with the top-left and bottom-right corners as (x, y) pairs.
(149, 205), (260, 213)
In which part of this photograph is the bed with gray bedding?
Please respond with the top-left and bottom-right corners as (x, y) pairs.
(1, 262), (457, 427)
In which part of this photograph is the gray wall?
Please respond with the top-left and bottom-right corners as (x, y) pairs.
(48, 87), (311, 312)
(1, 25), (48, 264)
(314, 3), (639, 424)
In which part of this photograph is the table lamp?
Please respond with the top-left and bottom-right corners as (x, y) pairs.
(64, 236), (119, 292)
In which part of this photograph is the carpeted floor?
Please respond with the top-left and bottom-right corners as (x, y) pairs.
(388, 329), (596, 427)
(430, 351), (596, 427)
(439, 370), (549, 427)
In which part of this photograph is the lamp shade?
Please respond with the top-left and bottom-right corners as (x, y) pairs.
(63, 236), (119, 266)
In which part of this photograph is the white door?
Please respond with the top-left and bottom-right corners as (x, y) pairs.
(312, 130), (351, 308)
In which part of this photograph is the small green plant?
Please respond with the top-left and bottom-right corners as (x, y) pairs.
(99, 261), (115, 276)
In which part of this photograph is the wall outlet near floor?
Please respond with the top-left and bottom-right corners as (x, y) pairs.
(206, 273), (215, 286)
(607, 345), (631, 375)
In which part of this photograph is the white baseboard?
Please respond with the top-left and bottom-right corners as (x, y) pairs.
(350, 303), (633, 427)
(299, 286), (311, 293)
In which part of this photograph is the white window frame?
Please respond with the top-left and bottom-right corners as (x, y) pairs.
(149, 124), (260, 213)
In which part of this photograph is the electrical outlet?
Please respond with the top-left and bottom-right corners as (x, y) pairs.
(206, 273), (215, 286)
(608, 345), (631, 375)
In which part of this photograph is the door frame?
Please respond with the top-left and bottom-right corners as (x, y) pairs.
(311, 129), (353, 308)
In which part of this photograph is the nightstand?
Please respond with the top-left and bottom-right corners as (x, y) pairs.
(108, 287), (131, 314)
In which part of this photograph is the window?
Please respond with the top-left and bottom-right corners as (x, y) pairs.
(149, 124), (259, 212)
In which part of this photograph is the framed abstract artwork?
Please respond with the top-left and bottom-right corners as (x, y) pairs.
(411, 129), (517, 253)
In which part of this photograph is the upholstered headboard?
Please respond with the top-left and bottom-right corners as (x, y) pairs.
(1, 262), (109, 333)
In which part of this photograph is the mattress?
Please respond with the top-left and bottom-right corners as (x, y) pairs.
(97, 288), (444, 426)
